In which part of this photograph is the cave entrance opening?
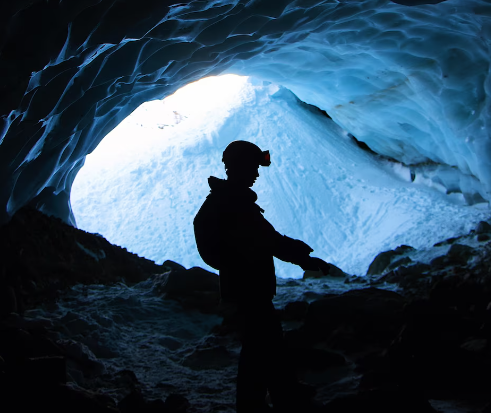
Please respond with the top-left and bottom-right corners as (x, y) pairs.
(70, 74), (253, 271)
(70, 74), (489, 279)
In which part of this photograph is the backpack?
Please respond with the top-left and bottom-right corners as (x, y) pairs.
(193, 197), (221, 270)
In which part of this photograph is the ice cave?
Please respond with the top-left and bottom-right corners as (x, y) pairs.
(1, 0), (491, 412)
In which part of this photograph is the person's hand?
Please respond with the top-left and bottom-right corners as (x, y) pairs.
(291, 239), (314, 255)
(300, 256), (331, 275)
(311, 257), (331, 275)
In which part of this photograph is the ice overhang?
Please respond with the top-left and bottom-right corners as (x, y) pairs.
(0, 0), (489, 225)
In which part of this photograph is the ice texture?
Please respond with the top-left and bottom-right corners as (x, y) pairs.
(0, 0), (490, 226)
(71, 77), (489, 277)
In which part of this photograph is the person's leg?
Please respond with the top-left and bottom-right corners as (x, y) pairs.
(236, 301), (270, 412)
(261, 301), (300, 409)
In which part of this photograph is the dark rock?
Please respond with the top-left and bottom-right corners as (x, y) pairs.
(57, 339), (106, 379)
(113, 369), (139, 389)
(344, 275), (368, 285)
(447, 243), (476, 265)
(434, 237), (458, 247)
(147, 399), (166, 412)
(162, 260), (186, 272)
(118, 390), (146, 413)
(0, 285), (17, 317)
(460, 337), (488, 354)
(164, 394), (190, 413)
(156, 267), (218, 295)
(2, 382), (118, 412)
(367, 245), (414, 275)
(324, 388), (437, 413)
(430, 255), (447, 268)
(373, 262), (431, 287)
(292, 347), (346, 371)
(476, 221), (491, 234)
(24, 355), (67, 385)
(283, 301), (309, 321)
(0, 207), (163, 312)
(154, 267), (219, 312)
(386, 257), (412, 272)
(301, 291), (327, 301)
(326, 263), (346, 278)
(478, 233), (490, 242)
(284, 327), (316, 349)
(387, 299), (491, 398)
(182, 345), (232, 370)
(303, 263), (346, 279)
(305, 288), (405, 348)
(429, 274), (489, 312)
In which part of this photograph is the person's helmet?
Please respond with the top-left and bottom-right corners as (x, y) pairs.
(222, 141), (271, 169)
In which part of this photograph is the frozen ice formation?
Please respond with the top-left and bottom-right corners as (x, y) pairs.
(0, 0), (490, 226)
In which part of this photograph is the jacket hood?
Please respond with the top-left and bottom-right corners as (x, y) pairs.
(208, 176), (258, 203)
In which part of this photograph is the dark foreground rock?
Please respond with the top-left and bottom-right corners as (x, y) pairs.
(366, 245), (414, 275)
(1, 208), (491, 412)
(0, 208), (187, 413)
(153, 266), (220, 313)
(303, 288), (406, 348)
(0, 207), (165, 315)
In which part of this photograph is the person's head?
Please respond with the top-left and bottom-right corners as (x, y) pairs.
(222, 141), (271, 187)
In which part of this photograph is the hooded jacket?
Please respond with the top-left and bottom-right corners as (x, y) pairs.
(194, 176), (313, 302)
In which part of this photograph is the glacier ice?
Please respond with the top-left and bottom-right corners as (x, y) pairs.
(71, 76), (489, 277)
(0, 0), (490, 228)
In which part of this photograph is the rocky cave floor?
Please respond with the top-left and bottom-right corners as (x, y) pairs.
(1, 207), (491, 413)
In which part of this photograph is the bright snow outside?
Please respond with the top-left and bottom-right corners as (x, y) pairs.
(71, 75), (489, 278)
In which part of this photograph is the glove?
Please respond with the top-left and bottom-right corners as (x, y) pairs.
(290, 238), (314, 255)
(300, 257), (331, 275)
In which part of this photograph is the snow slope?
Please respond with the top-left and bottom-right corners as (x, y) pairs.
(71, 76), (489, 277)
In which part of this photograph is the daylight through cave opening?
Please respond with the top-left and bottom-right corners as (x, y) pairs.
(71, 74), (489, 278)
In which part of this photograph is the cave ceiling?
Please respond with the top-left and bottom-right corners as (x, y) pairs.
(0, 0), (489, 226)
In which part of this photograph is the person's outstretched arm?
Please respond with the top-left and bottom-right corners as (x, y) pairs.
(272, 233), (331, 275)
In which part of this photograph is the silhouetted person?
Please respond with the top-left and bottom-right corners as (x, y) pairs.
(194, 140), (330, 412)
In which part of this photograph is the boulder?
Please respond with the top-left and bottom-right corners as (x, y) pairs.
(163, 260), (186, 272)
(367, 245), (414, 276)
(430, 244), (476, 268)
(154, 267), (220, 312)
(0, 285), (17, 318)
(23, 355), (66, 385)
(324, 388), (437, 413)
(283, 301), (309, 321)
(291, 347), (346, 371)
(155, 267), (218, 296)
(447, 243), (476, 264)
(303, 263), (346, 279)
(477, 233), (490, 242)
(388, 299), (491, 398)
(375, 263), (432, 289)
(433, 237), (458, 247)
(386, 257), (412, 272)
(56, 339), (106, 380)
(118, 391), (144, 412)
(305, 288), (406, 347)
(344, 275), (369, 285)
(182, 345), (232, 370)
(164, 394), (190, 413)
(476, 221), (491, 234)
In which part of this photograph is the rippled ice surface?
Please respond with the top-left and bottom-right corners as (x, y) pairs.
(25, 275), (383, 411)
